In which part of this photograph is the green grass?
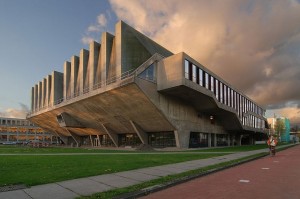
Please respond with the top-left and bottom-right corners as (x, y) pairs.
(0, 153), (227, 187)
(78, 152), (269, 199)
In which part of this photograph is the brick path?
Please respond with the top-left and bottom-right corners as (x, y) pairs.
(142, 145), (300, 199)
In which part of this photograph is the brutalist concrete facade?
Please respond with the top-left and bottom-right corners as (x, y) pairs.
(27, 21), (268, 148)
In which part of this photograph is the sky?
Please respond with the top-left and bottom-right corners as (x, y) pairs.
(0, 0), (300, 126)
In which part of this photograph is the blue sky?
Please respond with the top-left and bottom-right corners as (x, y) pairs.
(0, 0), (116, 116)
(0, 0), (299, 125)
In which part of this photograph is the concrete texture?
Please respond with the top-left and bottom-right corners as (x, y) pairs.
(0, 190), (32, 199)
(29, 20), (267, 149)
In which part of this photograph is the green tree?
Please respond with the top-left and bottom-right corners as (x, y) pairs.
(274, 119), (285, 140)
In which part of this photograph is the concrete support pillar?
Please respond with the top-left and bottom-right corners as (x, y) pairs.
(89, 41), (100, 89)
(65, 129), (81, 147)
(100, 124), (118, 147)
(89, 135), (94, 147)
(130, 120), (148, 144)
(46, 75), (52, 106)
(71, 56), (79, 97)
(227, 134), (231, 146)
(174, 130), (190, 148)
(79, 49), (89, 93)
(214, 134), (217, 147)
(208, 133), (211, 147)
(51, 71), (63, 104)
(237, 134), (242, 146)
(53, 131), (68, 145)
(64, 61), (71, 100)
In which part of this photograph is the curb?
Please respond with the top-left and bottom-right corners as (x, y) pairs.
(114, 144), (296, 199)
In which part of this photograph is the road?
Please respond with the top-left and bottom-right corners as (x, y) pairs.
(142, 145), (300, 199)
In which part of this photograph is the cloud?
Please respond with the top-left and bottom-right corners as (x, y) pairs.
(81, 36), (94, 45)
(109, 0), (300, 125)
(0, 103), (29, 119)
(81, 13), (108, 45)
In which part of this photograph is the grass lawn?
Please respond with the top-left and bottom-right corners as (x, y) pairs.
(0, 153), (227, 187)
(0, 143), (290, 187)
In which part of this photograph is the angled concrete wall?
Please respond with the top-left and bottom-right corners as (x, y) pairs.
(71, 56), (79, 96)
(88, 41), (100, 89)
(51, 71), (63, 104)
(46, 75), (52, 106)
(79, 49), (89, 93)
(100, 32), (114, 84)
(42, 78), (47, 107)
(64, 61), (71, 100)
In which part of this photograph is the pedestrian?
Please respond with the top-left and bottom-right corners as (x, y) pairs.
(267, 135), (278, 156)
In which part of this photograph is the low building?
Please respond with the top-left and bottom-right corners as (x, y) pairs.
(0, 117), (57, 144)
(27, 21), (268, 148)
(267, 117), (290, 142)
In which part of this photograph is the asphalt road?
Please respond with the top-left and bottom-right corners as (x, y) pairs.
(142, 145), (300, 199)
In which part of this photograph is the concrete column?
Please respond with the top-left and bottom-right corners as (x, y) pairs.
(65, 129), (81, 147)
(227, 134), (231, 146)
(208, 133), (211, 147)
(46, 75), (52, 106)
(214, 134), (217, 147)
(71, 56), (79, 97)
(42, 78), (47, 107)
(89, 41), (100, 89)
(34, 84), (38, 111)
(63, 61), (71, 100)
(237, 134), (242, 146)
(100, 124), (118, 147)
(101, 32), (115, 85)
(79, 49), (89, 93)
(130, 120), (148, 144)
(174, 130), (190, 148)
(31, 87), (34, 112)
(38, 81), (42, 109)
(51, 71), (63, 104)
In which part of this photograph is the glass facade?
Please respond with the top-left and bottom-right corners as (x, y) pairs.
(138, 64), (156, 82)
(216, 134), (228, 146)
(148, 132), (176, 148)
(184, 59), (265, 130)
(189, 132), (209, 148)
(118, 134), (142, 147)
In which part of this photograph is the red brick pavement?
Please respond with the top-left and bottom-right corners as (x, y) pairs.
(142, 145), (300, 199)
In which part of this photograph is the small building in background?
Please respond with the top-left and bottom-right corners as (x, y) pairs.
(0, 117), (58, 144)
(267, 117), (290, 142)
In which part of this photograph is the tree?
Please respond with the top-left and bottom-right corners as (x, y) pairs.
(274, 119), (285, 141)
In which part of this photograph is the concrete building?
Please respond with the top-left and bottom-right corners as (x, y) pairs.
(0, 117), (57, 144)
(27, 21), (268, 148)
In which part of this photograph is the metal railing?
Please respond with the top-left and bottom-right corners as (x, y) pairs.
(28, 53), (164, 117)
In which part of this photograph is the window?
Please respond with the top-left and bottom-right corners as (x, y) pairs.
(216, 134), (228, 146)
(199, 69), (203, 86)
(205, 73), (209, 89)
(148, 132), (176, 148)
(192, 64), (197, 83)
(215, 79), (219, 100)
(220, 82), (223, 103)
(185, 60), (189, 79)
(189, 132), (209, 148)
(211, 76), (214, 92)
(224, 85), (227, 105)
(138, 64), (155, 82)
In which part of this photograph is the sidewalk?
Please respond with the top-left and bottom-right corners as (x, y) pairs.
(0, 145), (293, 199)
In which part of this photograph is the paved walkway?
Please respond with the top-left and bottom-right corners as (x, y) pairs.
(142, 144), (300, 199)
(0, 145), (293, 199)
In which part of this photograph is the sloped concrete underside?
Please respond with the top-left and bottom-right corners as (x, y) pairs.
(30, 83), (175, 138)
(159, 85), (262, 133)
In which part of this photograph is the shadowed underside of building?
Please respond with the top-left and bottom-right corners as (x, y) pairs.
(27, 21), (268, 148)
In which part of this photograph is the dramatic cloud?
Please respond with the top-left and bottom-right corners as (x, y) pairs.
(109, 0), (300, 125)
(81, 13), (108, 44)
(0, 103), (29, 119)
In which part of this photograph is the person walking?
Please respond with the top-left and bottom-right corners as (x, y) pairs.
(267, 135), (278, 156)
